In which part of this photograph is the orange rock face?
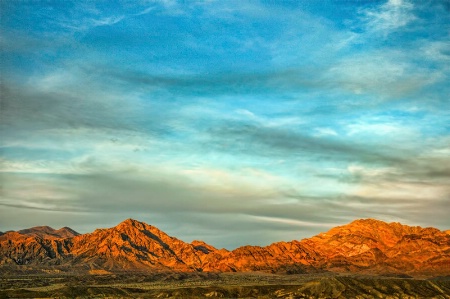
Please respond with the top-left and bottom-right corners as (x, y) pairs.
(1, 218), (449, 276)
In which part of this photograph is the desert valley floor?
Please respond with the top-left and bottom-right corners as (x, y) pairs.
(1, 271), (450, 298)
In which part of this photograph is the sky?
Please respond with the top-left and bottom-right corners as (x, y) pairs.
(1, 0), (449, 249)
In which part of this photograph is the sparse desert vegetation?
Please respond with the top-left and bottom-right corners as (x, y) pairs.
(1, 271), (450, 299)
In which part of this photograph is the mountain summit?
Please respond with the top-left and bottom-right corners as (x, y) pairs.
(1, 218), (449, 276)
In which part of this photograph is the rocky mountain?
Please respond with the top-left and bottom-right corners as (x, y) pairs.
(0, 231), (72, 267)
(203, 219), (450, 276)
(18, 226), (79, 239)
(300, 219), (450, 275)
(68, 219), (222, 271)
(1, 218), (449, 276)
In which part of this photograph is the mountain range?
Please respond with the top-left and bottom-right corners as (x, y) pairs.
(1, 218), (449, 277)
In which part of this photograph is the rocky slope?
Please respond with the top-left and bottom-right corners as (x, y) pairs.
(1, 218), (449, 276)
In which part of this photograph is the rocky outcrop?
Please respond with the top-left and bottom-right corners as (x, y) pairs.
(1, 218), (449, 276)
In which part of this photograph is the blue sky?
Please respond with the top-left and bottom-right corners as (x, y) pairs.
(1, 0), (449, 249)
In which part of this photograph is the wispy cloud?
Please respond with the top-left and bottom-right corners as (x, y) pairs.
(91, 16), (125, 27)
(325, 50), (442, 98)
(206, 121), (410, 165)
(360, 0), (417, 36)
(58, 13), (126, 32)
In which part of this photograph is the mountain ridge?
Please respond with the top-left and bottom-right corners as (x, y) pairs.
(18, 225), (80, 239)
(1, 218), (449, 277)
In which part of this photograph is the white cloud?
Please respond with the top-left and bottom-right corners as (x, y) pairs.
(352, 180), (448, 202)
(250, 215), (339, 228)
(91, 16), (125, 26)
(180, 166), (289, 197)
(325, 49), (444, 97)
(235, 109), (257, 119)
(420, 41), (450, 64)
(233, 109), (303, 128)
(361, 0), (417, 36)
(135, 6), (155, 16)
(314, 128), (338, 137)
(59, 14), (125, 31)
(346, 122), (407, 136)
(347, 164), (397, 178)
